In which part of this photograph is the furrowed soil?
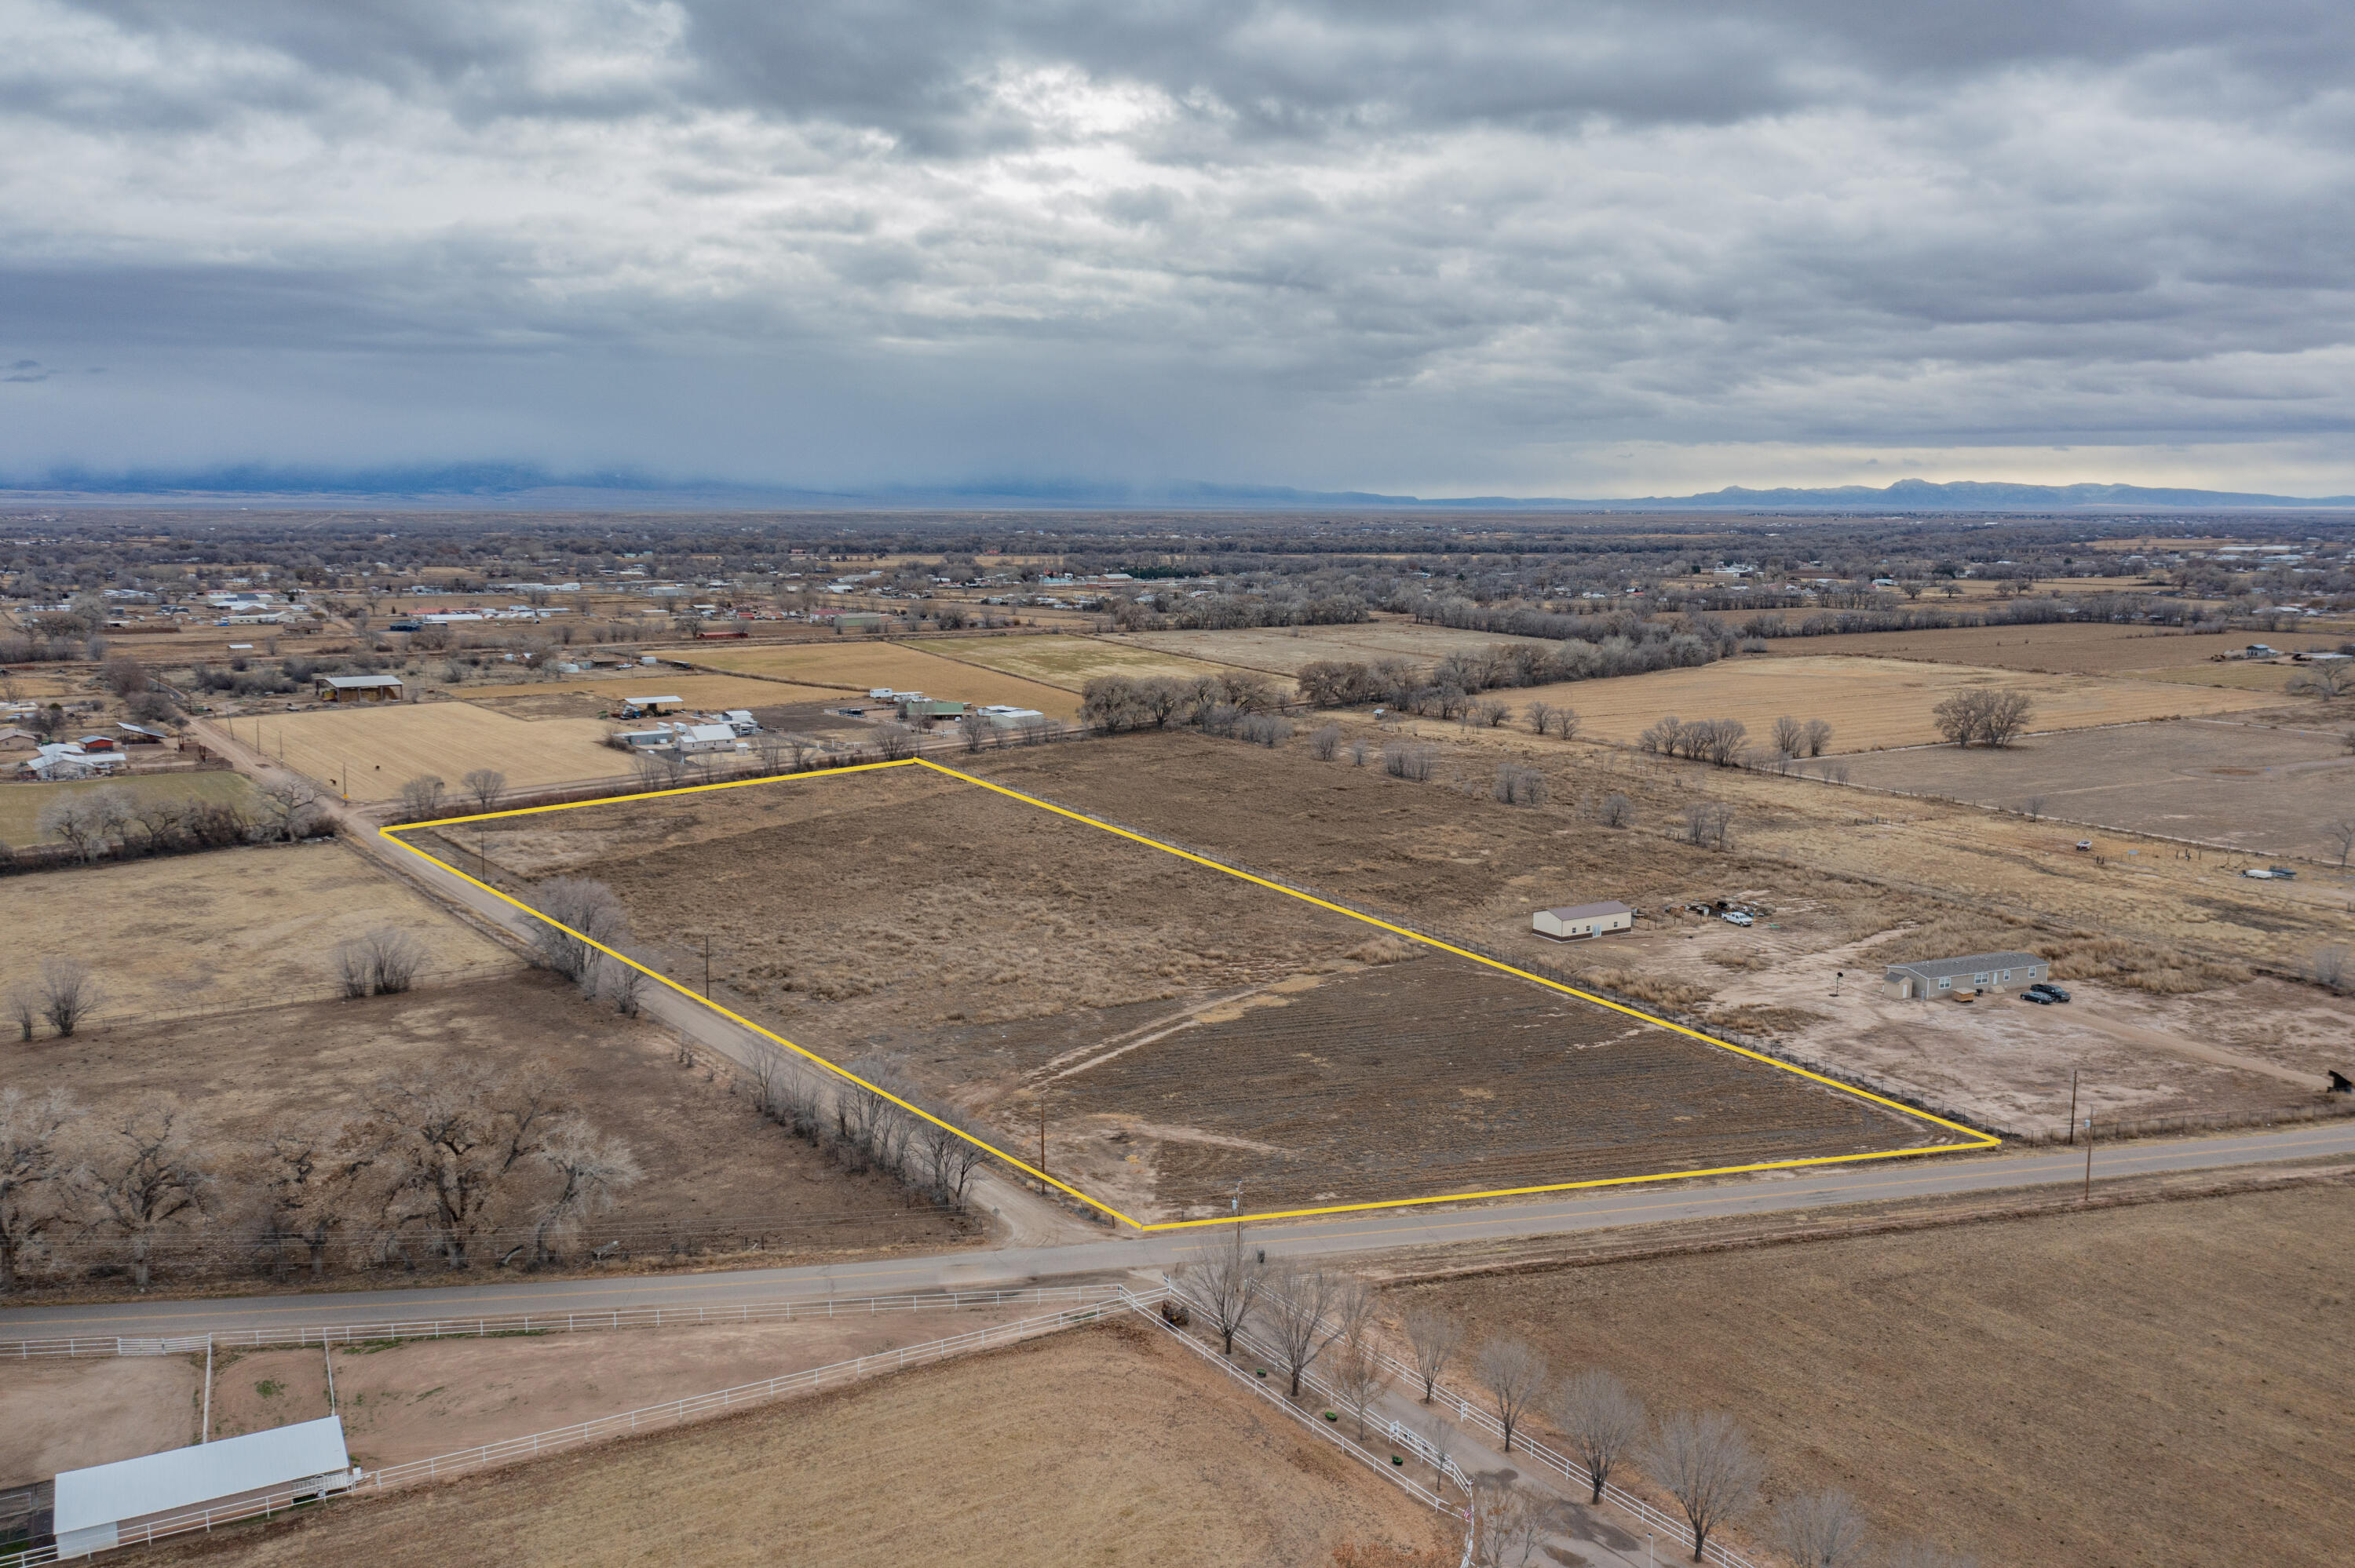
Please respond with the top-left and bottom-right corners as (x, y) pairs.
(670, 640), (1085, 717)
(14, 972), (975, 1290)
(0, 838), (515, 1024)
(472, 761), (1935, 1222)
(147, 1321), (1461, 1568)
(1393, 1181), (2355, 1568)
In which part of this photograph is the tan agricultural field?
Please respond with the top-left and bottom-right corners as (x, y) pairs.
(675, 640), (1083, 716)
(249, 702), (631, 801)
(0, 839), (513, 1023)
(1509, 654), (2270, 751)
(908, 633), (1229, 691)
(463, 671), (842, 713)
(0, 769), (256, 847)
(1397, 1182), (2355, 1568)
(149, 1322), (1460, 1568)
(1126, 621), (1557, 679)
(1755, 621), (2346, 677)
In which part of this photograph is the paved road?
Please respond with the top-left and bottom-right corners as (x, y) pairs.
(12, 1119), (2350, 1341)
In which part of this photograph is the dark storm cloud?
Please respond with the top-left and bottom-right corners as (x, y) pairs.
(4, 0), (2353, 490)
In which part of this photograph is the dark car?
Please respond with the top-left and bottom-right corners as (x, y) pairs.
(2020, 990), (2053, 1005)
(2028, 983), (2072, 1002)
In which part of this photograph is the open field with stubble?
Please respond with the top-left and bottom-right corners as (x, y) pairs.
(145, 1322), (1462, 1568)
(908, 633), (1231, 691)
(1124, 620), (1559, 679)
(465, 759), (1944, 1222)
(1394, 1180), (2355, 1568)
(668, 640), (1084, 716)
(1754, 620), (2349, 680)
(0, 838), (515, 1023)
(253, 702), (630, 801)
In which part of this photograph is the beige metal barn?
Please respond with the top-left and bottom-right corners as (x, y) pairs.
(1533, 900), (1634, 940)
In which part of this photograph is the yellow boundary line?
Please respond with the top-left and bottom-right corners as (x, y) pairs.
(382, 757), (1999, 1234)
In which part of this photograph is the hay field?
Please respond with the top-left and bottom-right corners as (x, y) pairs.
(1757, 622), (2346, 677)
(256, 702), (630, 801)
(0, 839), (514, 1023)
(1396, 1182), (2355, 1568)
(1513, 655), (2270, 751)
(0, 769), (256, 845)
(147, 1322), (1459, 1568)
(676, 641), (1083, 716)
(465, 672), (842, 709)
(1128, 622), (1560, 678)
(908, 634), (1230, 690)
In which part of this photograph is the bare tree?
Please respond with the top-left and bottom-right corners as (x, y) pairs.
(6, 990), (36, 1042)
(1493, 764), (1547, 805)
(460, 768), (507, 811)
(1471, 1481), (1561, 1568)
(1309, 723), (1342, 760)
(1526, 700), (1555, 735)
(1771, 715), (1806, 756)
(246, 1122), (353, 1283)
(2305, 943), (2350, 992)
(2287, 663), (2352, 698)
(85, 1099), (215, 1289)
(37, 794), (110, 862)
(1262, 1260), (1350, 1396)
(0, 1088), (81, 1293)
(599, 958), (648, 1016)
(1647, 1410), (1766, 1562)
(1682, 800), (1734, 849)
(1403, 1304), (1466, 1402)
(1598, 792), (1634, 828)
(2326, 818), (2355, 870)
(1802, 717), (1833, 756)
(333, 939), (373, 999)
(786, 732), (820, 770)
(350, 1063), (568, 1269)
(1773, 1489), (1871, 1568)
(1185, 1223), (1265, 1355)
(1549, 706), (1583, 741)
(256, 778), (323, 841)
(524, 877), (630, 986)
(1932, 689), (2036, 748)
(528, 1120), (641, 1264)
(753, 731), (790, 772)
(1553, 1367), (1647, 1504)
(2022, 795), (2046, 820)
(40, 957), (103, 1037)
(398, 775), (447, 817)
(1328, 1328), (1390, 1440)
(1475, 1336), (1548, 1453)
(875, 722), (916, 760)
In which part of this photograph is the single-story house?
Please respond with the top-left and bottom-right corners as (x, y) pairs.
(1533, 901), (1634, 941)
(0, 725), (38, 749)
(673, 723), (741, 755)
(20, 743), (123, 780)
(613, 728), (675, 749)
(52, 1416), (352, 1558)
(1882, 951), (2047, 1000)
(316, 673), (405, 703)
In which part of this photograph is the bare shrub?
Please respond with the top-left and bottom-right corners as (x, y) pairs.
(1475, 1335), (1548, 1452)
(1773, 1489), (1871, 1568)
(461, 768), (507, 811)
(1383, 742), (1437, 781)
(1309, 723), (1342, 760)
(1547, 706), (1583, 740)
(600, 961), (648, 1016)
(524, 877), (630, 985)
(1237, 713), (1294, 747)
(1638, 714), (1684, 755)
(39, 957), (102, 1037)
(1552, 1367), (1646, 1504)
(1598, 792), (1634, 828)
(2023, 795), (2046, 819)
(1682, 800), (1734, 849)
(1647, 1410), (1765, 1562)
(2307, 943), (2351, 993)
(333, 940), (373, 1000)
(1470, 698), (1512, 728)
(6, 990), (36, 1042)
(362, 927), (425, 994)
(1493, 764), (1547, 806)
(1349, 735), (1372, 766)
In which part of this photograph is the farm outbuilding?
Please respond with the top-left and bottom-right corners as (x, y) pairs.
(51, 1416), (353, 1557)
(1883, 951), (2047, 1000)
(315, 673), (404, 703)
(1533, 901), (1634, 940)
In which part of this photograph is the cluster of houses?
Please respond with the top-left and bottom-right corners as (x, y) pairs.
(4, 724), (170, 779)
(612, 701), (761, 757)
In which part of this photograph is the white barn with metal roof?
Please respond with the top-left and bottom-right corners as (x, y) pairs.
(53, 1416), (352, 1557)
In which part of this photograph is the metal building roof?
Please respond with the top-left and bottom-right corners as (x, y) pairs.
(53, 1417), (350, 1533)
(1543, 901), (1634, 921)
(318, 674), (403, 689)
(1882, 950), (2043, 980)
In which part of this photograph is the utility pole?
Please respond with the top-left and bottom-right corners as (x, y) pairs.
(2082, 1117), (2094, 1202)
(703, 934), (711, 996)
(1039, 1095), (1049, 1195)
(2067, 1070), (2079, 1146)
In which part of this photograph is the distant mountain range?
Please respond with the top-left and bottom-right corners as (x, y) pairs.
(5, 465), (2353, 512)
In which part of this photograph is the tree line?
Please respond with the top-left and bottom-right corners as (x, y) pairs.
(20, 776), (330, 868)
(1181, 1229), (1971, 1568)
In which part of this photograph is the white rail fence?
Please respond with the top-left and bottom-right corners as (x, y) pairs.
(0, 1286), (1478, 1567)
(0, 1285), (1126, 1362)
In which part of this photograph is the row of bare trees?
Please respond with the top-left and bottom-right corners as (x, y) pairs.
(397, 769), (508, 819)
(742, 1043), (988, 1213)
(1930, 689), (2036, 748)
(29, 779), (321, 866)
(1079, 672), (1286, 732)
(0, 1067), (641, 1293)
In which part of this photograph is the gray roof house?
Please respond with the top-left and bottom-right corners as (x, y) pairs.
(1882, 951), (2046, 1000)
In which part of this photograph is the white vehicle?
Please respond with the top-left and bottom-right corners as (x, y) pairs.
(1722, 910), (1754, 927)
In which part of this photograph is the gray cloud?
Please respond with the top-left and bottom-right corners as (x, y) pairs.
(2, 0), (2352, 492)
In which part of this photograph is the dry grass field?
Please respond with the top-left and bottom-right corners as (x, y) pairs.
(1827, 715), (2355, 859)
(1396, 1182), (2355, 1568)
(1756, 621), (2347, 678)
(464, 671), (842, 714)
(148, 1322), (1461, 1568)
(469, 763), (1939, 1222)
(0, 839), (514, 1023)
(250, 702), (630, 802)
(908, 633), (1230, 691)
(1506, 654), (2272, 752)
(668, 640), (1083, 716)
(1126, 622), (1558, 679)
(0, 769), (257, 847)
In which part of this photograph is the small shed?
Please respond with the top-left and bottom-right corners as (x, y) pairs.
(1882, 951), (2046, 1000)
(619, 695), (684, 718)
(53, 1417), (352, 1558)
(316, 674), (404, 703)
(1533, 901), (1634, 941)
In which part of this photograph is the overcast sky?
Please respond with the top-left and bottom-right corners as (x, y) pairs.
(3, 0), (2352, 495)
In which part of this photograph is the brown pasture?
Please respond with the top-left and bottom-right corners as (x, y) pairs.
(253, 702), (630, 801)
(907, 633), (1231, 691)
(145, 1322), (1461, 1568)
(1125, 621), (1559, 679)
(1754, 621), (2346, 677)
(1396, 1181), (2355, 1568)
(666, 640), (1084, 716)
